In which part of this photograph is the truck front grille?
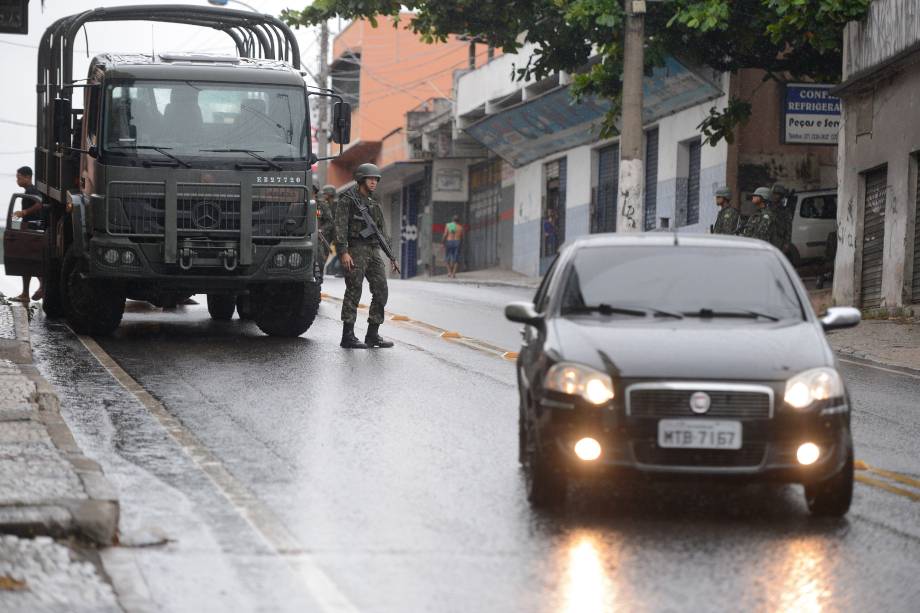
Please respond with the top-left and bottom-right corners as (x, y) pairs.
(107, 182), (307, 238)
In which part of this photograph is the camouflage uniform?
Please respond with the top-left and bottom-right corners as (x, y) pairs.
(334, 185), (390, 326)
(713, 206), (740, 234)
(317, 197), (337, 267)
(740, 207), (782, 248)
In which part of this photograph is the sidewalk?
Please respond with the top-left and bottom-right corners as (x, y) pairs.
(425, 267), (542, 289)
(0, 298), (121, 612)
(826, 318), (920, 373)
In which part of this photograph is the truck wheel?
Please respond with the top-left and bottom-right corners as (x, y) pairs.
(63, 247), (125, 336)
(805, 447), (854, 517)
(207, 294), (236, 320)
(236, 294), (253, 320)
(42, 258), (66, 318)
(253, 281), (321, 337)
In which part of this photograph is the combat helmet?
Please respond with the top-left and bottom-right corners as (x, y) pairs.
(715, 187), (732, 199)
(354, 163), (382, 183)
(752, 187), (772, 200)
(322, 184), (336, 196)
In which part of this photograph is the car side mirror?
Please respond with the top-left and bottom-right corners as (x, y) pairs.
(820, 306), (861, 331)
(505, 301), (543, 327)
(53, 97), (72, 145)
(331, 102), (351, 145)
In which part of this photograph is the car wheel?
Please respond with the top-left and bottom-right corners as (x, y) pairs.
(788, 245), (802, 268)
(523, 423), (567, 508)
(518, 401), (526, 466)
(805, 446), (854, 517)
(207, 294), (236, 320)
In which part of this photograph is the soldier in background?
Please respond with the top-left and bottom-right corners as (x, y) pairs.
(770, 184), (793, 256)
(739, 187), (782, 249)
(317, 184), (338, 275)
(334, 163), (398, 349)
(711, 187), (739, 234)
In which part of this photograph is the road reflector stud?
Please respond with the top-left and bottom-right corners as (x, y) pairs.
(854, 459), (869, 471)
(502, 352), (519, 360)
(320, 292), (329, 299)
(391, 314), (410, 321)
(440, 331), (462, 339)
(358, 303), (369, 309)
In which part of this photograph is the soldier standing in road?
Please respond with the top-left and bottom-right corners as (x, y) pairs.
(711, 187), (739, 234)
(739, 187), (782, 249)
(317, 184), (337, 275)
(770, 184), (793, 256)
(334, 163), (398, 349)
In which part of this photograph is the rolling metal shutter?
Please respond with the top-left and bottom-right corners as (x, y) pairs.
(400, 180), (421, 279)
(593, 144), (618, 233)
(467, 159), (502, 270)
(686, 139), (701, 226)
(861, 168), (887, 308)
(644, 128), (659, 231)
(913, 167), (920, 303)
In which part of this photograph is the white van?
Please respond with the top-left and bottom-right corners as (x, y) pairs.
(788, 189), (837, 265)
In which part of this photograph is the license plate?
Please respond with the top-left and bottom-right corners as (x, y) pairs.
(657, 419), (742, 450)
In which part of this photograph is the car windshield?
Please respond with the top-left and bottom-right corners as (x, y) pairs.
(559, 245), (804, 321)
(103, 80), (308, 160)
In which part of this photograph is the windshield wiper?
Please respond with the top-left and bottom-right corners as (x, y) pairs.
(564, 304), (683, 319)
(199, 148), (282, 171)
(682, 308), (780, 322)
(108, 145), (191, 168)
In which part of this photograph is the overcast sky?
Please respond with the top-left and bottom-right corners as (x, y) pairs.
(0, 0), (326, 213)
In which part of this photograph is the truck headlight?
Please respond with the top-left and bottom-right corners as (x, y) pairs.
(784, 367), (844, 409)
(544, 362), (614, 405)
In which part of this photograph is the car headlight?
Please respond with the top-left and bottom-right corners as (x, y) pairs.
(544, 362), (614, 405)
(784, 367), (844, 409)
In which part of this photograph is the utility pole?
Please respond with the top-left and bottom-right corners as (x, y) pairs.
(316, 20), (330, 185)
(617, 0), (646, 232)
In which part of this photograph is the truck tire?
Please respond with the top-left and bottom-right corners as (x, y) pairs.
(236, 294), (253, 320)
(207, 294), (236, 320)
(253, 281), (320, 337)
(63, 247), (125, 336)
(42, 257), (66, 318)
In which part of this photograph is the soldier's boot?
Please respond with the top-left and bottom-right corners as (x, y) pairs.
(341, 323), (368, 349)
(364, 324), (394, 348)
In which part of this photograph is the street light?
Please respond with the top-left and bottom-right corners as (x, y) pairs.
(207, 0), (260, 13)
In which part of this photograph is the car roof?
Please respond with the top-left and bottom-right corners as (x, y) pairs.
(567, 233), (774, 251)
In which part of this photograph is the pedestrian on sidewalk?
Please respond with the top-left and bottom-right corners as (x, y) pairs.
(10, 166), (44, 302)
(442, 214), (464, 279)
(334, 163), (398, 349)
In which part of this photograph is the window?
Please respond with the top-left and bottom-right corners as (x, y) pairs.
(685, 139), (702, 226)
(592, 144), (618, 233)
(541, 158), (566, 258)
(644, 127), (659, 230)
(799, 195), (837, 219)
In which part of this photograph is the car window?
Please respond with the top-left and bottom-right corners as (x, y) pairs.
(533, 256), (559, 312)
(799, 196), (837, 219)
(559, 246), (803, 320)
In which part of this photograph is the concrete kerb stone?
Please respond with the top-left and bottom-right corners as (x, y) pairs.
(0, 304), (119, 546)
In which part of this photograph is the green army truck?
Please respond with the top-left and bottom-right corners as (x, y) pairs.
(13, 5), (349, 336)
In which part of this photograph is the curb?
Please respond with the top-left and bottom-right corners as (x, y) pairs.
(0, 305), (119, 545)
(834, 348), (920, 377)
(419, 276), (542, 290)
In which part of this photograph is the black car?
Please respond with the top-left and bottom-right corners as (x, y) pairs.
(505, 234), (861, 516)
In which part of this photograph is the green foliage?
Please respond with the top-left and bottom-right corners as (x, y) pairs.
(284, 0), (871, 144)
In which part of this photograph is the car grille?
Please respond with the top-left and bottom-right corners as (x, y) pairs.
(107, 182), (307, 238)
(628, 387), (772, 419)
(633, 442), (767, 468)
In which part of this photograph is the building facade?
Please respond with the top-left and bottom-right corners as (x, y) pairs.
(832, 0), (920, 311)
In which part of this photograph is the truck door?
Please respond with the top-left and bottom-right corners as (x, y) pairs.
(4, 194), (46, 277)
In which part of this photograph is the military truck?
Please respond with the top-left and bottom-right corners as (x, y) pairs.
(10, 5), (349, 336)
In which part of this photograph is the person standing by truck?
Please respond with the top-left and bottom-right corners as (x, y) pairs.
(711, 187), (739, 235)
(11, 166), (44, 302)
(334, 163), (398, 349)
(442, 215), (464, 278)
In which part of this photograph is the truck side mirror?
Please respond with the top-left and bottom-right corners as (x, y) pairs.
(331, 102), (351, 145)
(53, 98), (72, 145)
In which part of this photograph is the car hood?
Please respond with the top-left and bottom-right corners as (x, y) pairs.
(551, 318), (832, 381)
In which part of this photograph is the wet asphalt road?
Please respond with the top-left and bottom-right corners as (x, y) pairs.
(13, 276), (920, 612)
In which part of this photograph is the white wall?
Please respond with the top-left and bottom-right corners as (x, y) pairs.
(455, 44), (537, 117)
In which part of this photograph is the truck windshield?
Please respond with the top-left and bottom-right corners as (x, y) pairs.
(103, 80), (308, 161)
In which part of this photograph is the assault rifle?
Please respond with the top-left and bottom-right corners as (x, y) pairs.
(356, 200), (401, 274)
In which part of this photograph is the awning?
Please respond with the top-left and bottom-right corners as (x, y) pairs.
(464, 56), (723, 168)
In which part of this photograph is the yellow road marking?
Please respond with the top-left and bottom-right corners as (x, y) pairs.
(390, 314), (410, 321)
(502, 352), (519, 361)
(866, 464), (920, 490)
(856, 474), (920, 502)
(440, 331), (462, 339)
(854, 459), (869, 470)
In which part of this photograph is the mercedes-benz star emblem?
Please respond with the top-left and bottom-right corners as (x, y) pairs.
(689, 391), (711, 414)
(193, 201), (221, 230)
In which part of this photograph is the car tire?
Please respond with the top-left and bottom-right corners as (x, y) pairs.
(207, 294), (236, 320)
(788, 245), (802, 268)
(252, 281), (321, 338)
(63, 246), (125, 336)
(805, 446), (854, 517)
(523, 423), (567, 508)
